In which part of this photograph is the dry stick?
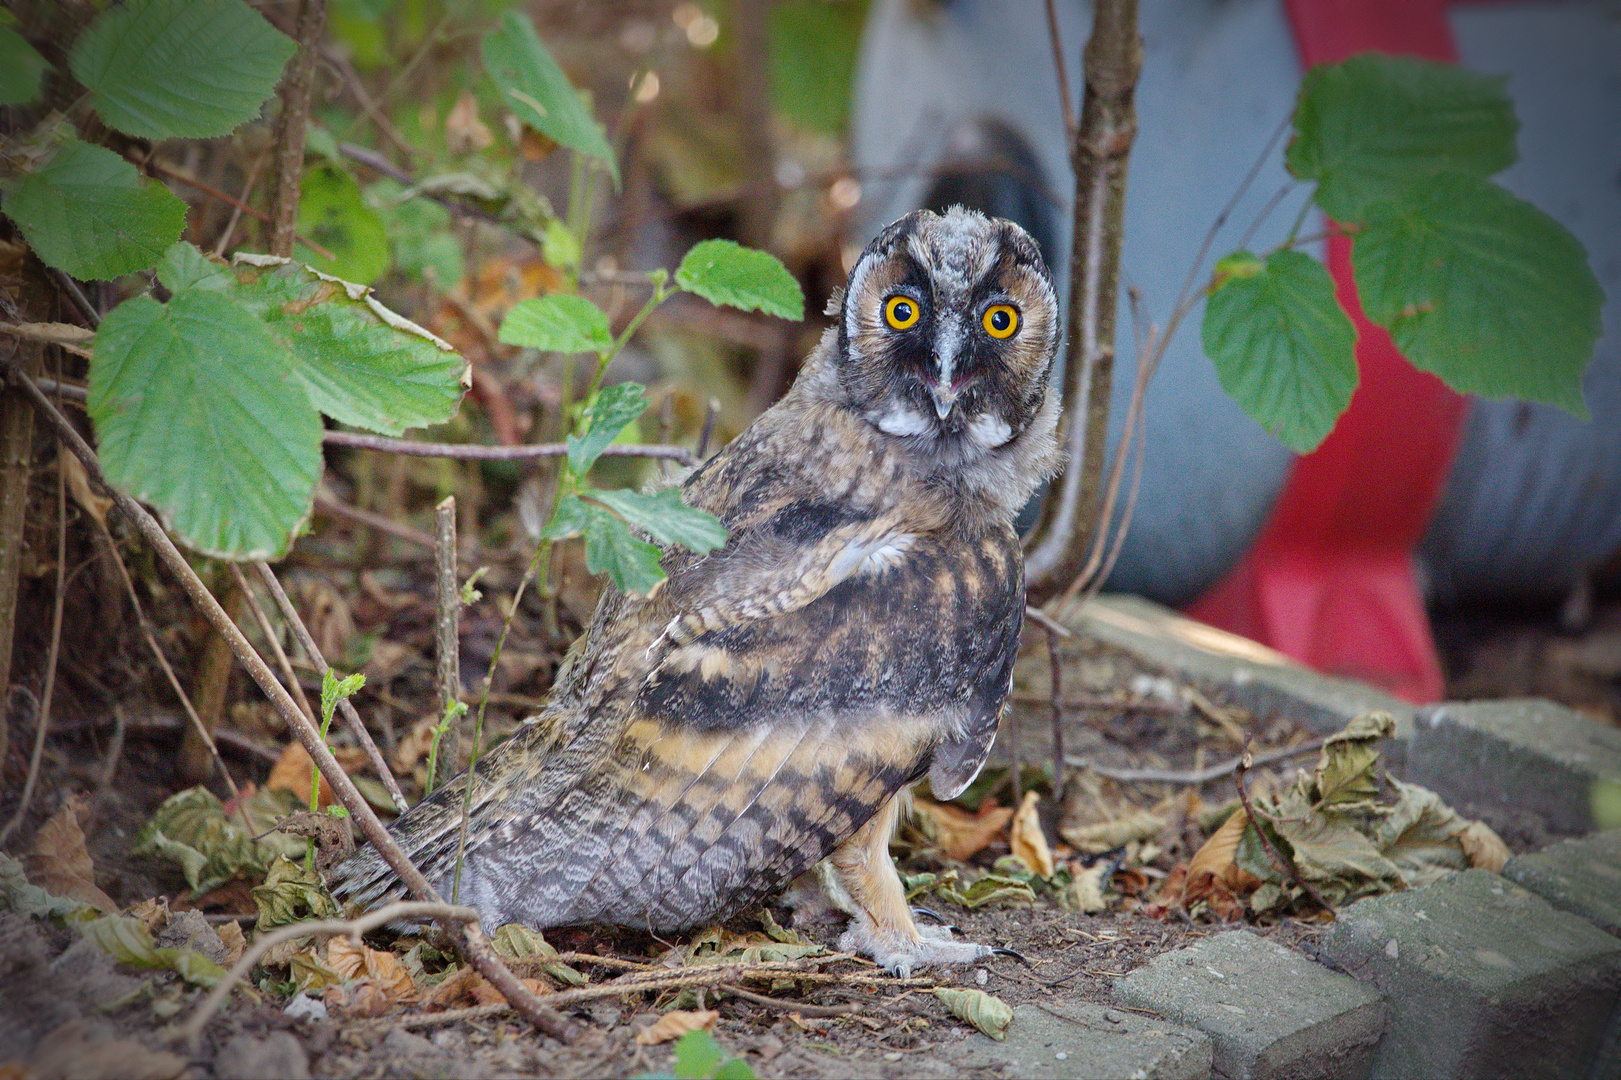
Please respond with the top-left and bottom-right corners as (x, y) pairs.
(174, 900), (479, 1051)
(1043, 618), (1065, 785)
(323, 429), (696, 465)
(1235, 751), (1333, 916)
(229, 563), (317, 727)
(267, 0), (326, 257)
(0, 323), (94, 359)
(86, 503), (240, 800)
(251, 562), (409, 815)
(0, 451), (67, 845)
(696, 398), (721, 459)
(720, 983), (856, 1017)
(314, 490), (440, 553)
(212, 149), (269, 259)
(4, 364), (575, 1043)
(1067, 736), (1325, 784)
(148, 159), (336, 261)
(433, 496), (461, 741)
(1024, 0), (1143, 596)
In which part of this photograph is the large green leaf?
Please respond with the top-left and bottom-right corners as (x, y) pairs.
(224, 252), (467, 435)
(676, 240), (804, 321)
(89, 289), (323, 559)
(69, 0), (294, 140)
(1288, 53), (1517, 223)
(2, 138), (186, 280)
(541, 494), (665, 595)
(1353, 174), (1600, 417)
(1201, 250), (1359, 453)
(481, 12), (618, 184)
(499, 294), (613, 355)
(0, 25), (49, 105)
(295, 166), (391, 286)
(585, 487), (728, 554)
(567, 382), (650, 476)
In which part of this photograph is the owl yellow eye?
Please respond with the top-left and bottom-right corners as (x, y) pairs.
(884, 295), (920, 330)
(982, 304), (1019, 339)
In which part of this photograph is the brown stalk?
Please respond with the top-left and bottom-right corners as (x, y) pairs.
(3, 361), (576, 1043)
(1235, 751), (1333, 916)
(267, 0), (327, 257)
(1024, 0), (1143, 598)
(323, 429), (696, 465)
(433, 496), (461, 764)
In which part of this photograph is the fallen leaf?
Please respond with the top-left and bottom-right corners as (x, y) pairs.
(324, 979), (392, 1018)
(1070, 861), (1109, 913)
(445, 89), (494, 153)
(265, 741), (368, 809)
(127, 897), (169, 934)
(1459, 820), (1510, 872)
(216, 919), (246, 966)
(468, 974), (552, 1006)
(329, 936), (419, 1002)
(1059, 810), (1167, 854)
(423, 965), (483, 1008)
(912, 796), (1015, 861)
(636, 1008), (719, 1045)
(1009, 791), (1056, 877)
(1182, 810), (1260, 908)
(934, 986), (1013, 1040)
(28, 798), (119, 913)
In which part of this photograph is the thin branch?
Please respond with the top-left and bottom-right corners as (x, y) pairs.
(1045, 0), (1078, 137)
(720, 983), (856, 1017)
(313, 490), (439, 553)
(173, 901), (480, 1051)
(230, 563), (317, 727)
(322, 429), (696, 465)
(0, 450), (67, 844)
(268, 0), (327, 257)
(0, 323), (94, 360)
(433, 496), (461, 751)
(148, 159), (336, 261)
(1067, 736), (1325, 784)
(3, 359), (572, 1043)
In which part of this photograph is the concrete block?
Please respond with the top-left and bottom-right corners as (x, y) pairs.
(1323, 868), (1621, 1079)
(1112, 930), (1386, 1079)
(954, 1001), (1213, 1080)
(1075, 596), (1415, 765)
(1504, 829), (1621, 936)
(1408, 699), (1621, 834)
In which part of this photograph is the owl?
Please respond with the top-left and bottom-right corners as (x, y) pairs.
(329, 207), (1063, 976)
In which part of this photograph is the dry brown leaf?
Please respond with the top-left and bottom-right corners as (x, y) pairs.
(27, 798), (119, 913)
(1459, 820), (1511, 872)
(62, 452), (113, 528)
(22, 1021), (186, 1080)
(1070, 861), (1109, 913)
(1059, 810), (1167, 854)
(127, 897), (169, 934)
(445, 89), (494, 152)
(635, 1009), (720, 1046)
(392, 714), (442, 780)
(328, 936), (419, 1002)
(1182, 810), (1261, 908)
(468, 974), (552, 1007)
(913, 796), (1015, 861)
(215, 919), (246, 966)
(422, 964), (482, 1009)
(265, 741), (368, 809)
(324, 979), (392, 1018)
(1009, 790), (1056, 877)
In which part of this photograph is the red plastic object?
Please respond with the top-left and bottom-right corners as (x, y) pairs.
(1186, 0), (1474, 702)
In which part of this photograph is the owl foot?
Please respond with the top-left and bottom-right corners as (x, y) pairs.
(839, 917), (1009, 978)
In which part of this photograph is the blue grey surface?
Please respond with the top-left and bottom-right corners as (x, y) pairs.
(853, 0), (1621, 606)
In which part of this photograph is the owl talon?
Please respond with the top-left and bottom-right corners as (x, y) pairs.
(910, 906), (950, 926)
(990, 946), (1031, 966)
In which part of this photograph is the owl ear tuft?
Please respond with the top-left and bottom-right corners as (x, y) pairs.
(823, 287), (845, 318)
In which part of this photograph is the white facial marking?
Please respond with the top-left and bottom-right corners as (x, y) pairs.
(967, 412), (1013, 450)
(875, 405), (932, 437)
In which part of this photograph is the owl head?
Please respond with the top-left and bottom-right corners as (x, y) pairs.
(834, 206), (1061, 475)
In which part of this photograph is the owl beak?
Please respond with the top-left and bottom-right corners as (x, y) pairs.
(929, 382), (958, 420)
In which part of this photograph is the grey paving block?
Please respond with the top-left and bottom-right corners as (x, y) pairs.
(954, 1001), (1213, 1080)
(1111, 930), (1386, 1079)
(1504, 829), (1621, 936)
(1075, 596), (1415, 765)
(1408, 699), (1621, 834)
(1323, 868), (1621, 1080)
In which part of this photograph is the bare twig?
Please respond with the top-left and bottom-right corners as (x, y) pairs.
(1067, 736), (1325, 784)
(0, 450), (67, 844)
(268, 0), (327, 257)
(1023, 604), (1072, 639)
(696, 398), (721, 459)
(1042, 618), (1065, 785)
(173, 901), (480, 1051)
(323, 429), (696, 465)
(230, 563), (317, 726)
(148, 159), (336, 261)
(313, 490), (440, 553)
(433, 496), (461, 744)
(0, 323), (94, 360)
(212, 149), (269, 259)
(720, 983), (856, 1017)
(1236, 751), (1332, 916)
(251, 562), (408, 815)
(1045, 0), (1078, 137)
(1025, 0), (1144, 596)
(4, 360), (572, 1042)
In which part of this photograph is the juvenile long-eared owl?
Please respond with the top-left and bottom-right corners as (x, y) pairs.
(329, 206), (1063, 975)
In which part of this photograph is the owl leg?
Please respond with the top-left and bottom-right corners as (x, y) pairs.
(828, 793), (1001, 977)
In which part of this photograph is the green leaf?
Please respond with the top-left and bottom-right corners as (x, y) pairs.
(672, 1030), (729, 1080)
(539, 492), (593, 540)
(567, 382), (650, 475)
(1288, 53), (1517, 222)
(569, 502), (666, 595)
(676, 240), (804, 321)
(80, 914), (227, 987)
(2, 138), (187, 280)
(1202, 249), (1359, 452)
(156, 241), (234, 292)
(69, 0), (295, 140)
(499, 294), (613, 354)
(295, 166), (391, 286)
(90, 289), (324, 559)
(252, 854), (339, 932)
(585, 488), (729, 554)
(321, 669), (365, 722)
(481, 11), (619, 185)
(131, 785), (302, 894)
(0, 25), (49, 105)
(226, 253), (468, 435)
(1353, 174), (1600, 418)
